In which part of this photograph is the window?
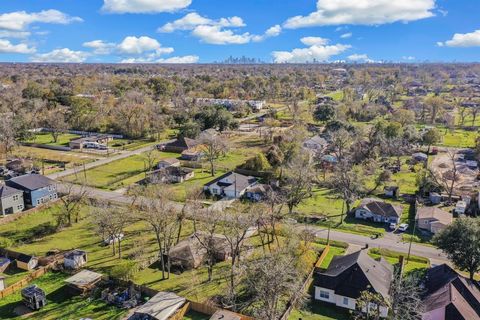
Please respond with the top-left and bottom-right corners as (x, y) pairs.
(343, 297), (349, 305)
(319, 290), (330, 299)
(13, 195), (18, 201)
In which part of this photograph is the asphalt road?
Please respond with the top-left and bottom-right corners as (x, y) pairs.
(47, 139), (175, 180)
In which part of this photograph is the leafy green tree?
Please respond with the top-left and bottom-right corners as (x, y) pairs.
(313, 103), (335, 123)
(243, 153), (272, 172)
(422, 128), (441, 155)
(434, 217), (480, 280)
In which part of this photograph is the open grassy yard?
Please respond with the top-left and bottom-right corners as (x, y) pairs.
(368, 248), (430, 273)
(436, 128), (476, 148)
(23, 133), (81, 147)
(61, 151), (179, 190)
(0, 272), (127, 320)
(289, 301), (350, 320)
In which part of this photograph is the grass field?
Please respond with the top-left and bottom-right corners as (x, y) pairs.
(23, 133), (81, 147)
(289, 300), (350, 320)
(438, 128), (476, 148)
(61, 151), (179, 190)
(368, 248), (430, 273)
(0, 272), (127, 320)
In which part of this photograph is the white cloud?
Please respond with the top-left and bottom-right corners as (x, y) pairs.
(0, 30), (31, 39)
(192, 25), (252, 45)
(159, 12), (280, 45)
(347, 53), (373, 62)
(31, 48), (89, 63)
(300, 36), (329, 46)
(437, 30), (480, 47)
(121, 55), (199, 63)
(402, 56), (416, 60)
(83, 40), (116, 55)
(118, 36), (173, 54)
(158, 13), (244, 33)
(0, 39), (35, 54)
(284, 0), (436, 29)
(272, 38), (350, 63)
(102, 0), (191, 14)
(0, 10), (82, 31)
(340, 32), (352, 39)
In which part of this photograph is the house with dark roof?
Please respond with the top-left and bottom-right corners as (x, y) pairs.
(0, 184), (24, 216)
(204, 171), (257, 199)
(16, 253), (38, 271)
(161, 137), (200, 153)
(313, 250), (393, 318)
(148, 166), (195, 184)
(422, 264), (480, 320)
(355, 198), (403, 224)
(6, 174), (57, 208)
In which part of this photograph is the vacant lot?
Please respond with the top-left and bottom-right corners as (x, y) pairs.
(61, 151), (179, 190)
(23, 133), (81, 147)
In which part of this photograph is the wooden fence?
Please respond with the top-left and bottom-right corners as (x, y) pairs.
(279, 245), (331, 320)
(0, 264), (51, 299)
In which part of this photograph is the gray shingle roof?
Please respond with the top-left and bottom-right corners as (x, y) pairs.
(7, 174), (55, 191)
(360, 198), (403, 218)
(314, 250), (393, 300)
(0, 185), (23, 198)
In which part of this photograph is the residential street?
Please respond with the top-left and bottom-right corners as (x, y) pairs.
(47, 139), (175, 180)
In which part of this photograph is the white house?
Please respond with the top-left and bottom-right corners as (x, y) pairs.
(355, 198), (403, 224)
(204, 172), (257, 199)
(64, 249), (87, 270)
(303, 135), (328, 152)
(313, 250), (393, 318)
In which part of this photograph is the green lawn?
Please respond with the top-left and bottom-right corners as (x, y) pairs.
(289, 301), (350, 320)
(0, 272), (127, 320)
(183, 310), (210, 320)
(317, 246), (345, 270)
(437, 128), (476, 148)
(24, 133), (81, 147)
(368, 248), (430, 273)
(61, 151), (179, 190)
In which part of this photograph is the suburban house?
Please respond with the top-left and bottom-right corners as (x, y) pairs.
(6, 174), (58, 208)
(6, 159), (34, 173)
(422, 264), (480, 320)
(416, 207), (453, 234)
(69, 134), (113, 149)
(161, 137), (200, 153)
(355, 198), (403, 224)
(204, 171), (257, 199)
(195, 98), (265, 111)
(156, 158), (180, 169)
(0, 185), (24, 216)
(313, 250), (393, 318)
(180, 145), (204, 161)
(169, 233), (231, 271)
(148, 167), (194, 184)
(303, 135), (328, 152)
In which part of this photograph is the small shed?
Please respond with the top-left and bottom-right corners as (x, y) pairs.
(210, 310), (242, 320)
(0, 257), (11, 273)
(429, 192), (442, 205)
(157, 158), (180, 169)
(21, 285), (47, 310)
(129, 291), (186, 320)
(16, 254), (38, 271)
(65, 269), (103, 293)
(0, 276), (5, 290)
(384, 186), (399, 199)
(64, 249), (87, 270)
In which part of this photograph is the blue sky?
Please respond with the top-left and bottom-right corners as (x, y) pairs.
(0, 0), (479, 63)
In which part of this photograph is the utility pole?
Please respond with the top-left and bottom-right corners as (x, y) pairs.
(406, 201), (418, 264)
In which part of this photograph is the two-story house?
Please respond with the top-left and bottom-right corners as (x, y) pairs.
(313, 250), (393, 318)
(6, 174), (57, 208)
(0, 185), (24, 216)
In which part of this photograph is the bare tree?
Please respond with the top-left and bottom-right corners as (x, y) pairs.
(43, 109), (68, 143)
(389, 272), (424, 320)
(0, 116), (17, 158)
(199, 131), (229, 176)
(90, 203), (121, 256)
(135, 185), (179, 279)
(56, 183), (89, 228)
(192, 208), (223, 282)
(282, 155), (314, 214)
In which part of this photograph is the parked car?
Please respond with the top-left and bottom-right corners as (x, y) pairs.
(398, 223), (409, 232)
(389, 223), (397, 230)
(83, 142), (107, 150)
